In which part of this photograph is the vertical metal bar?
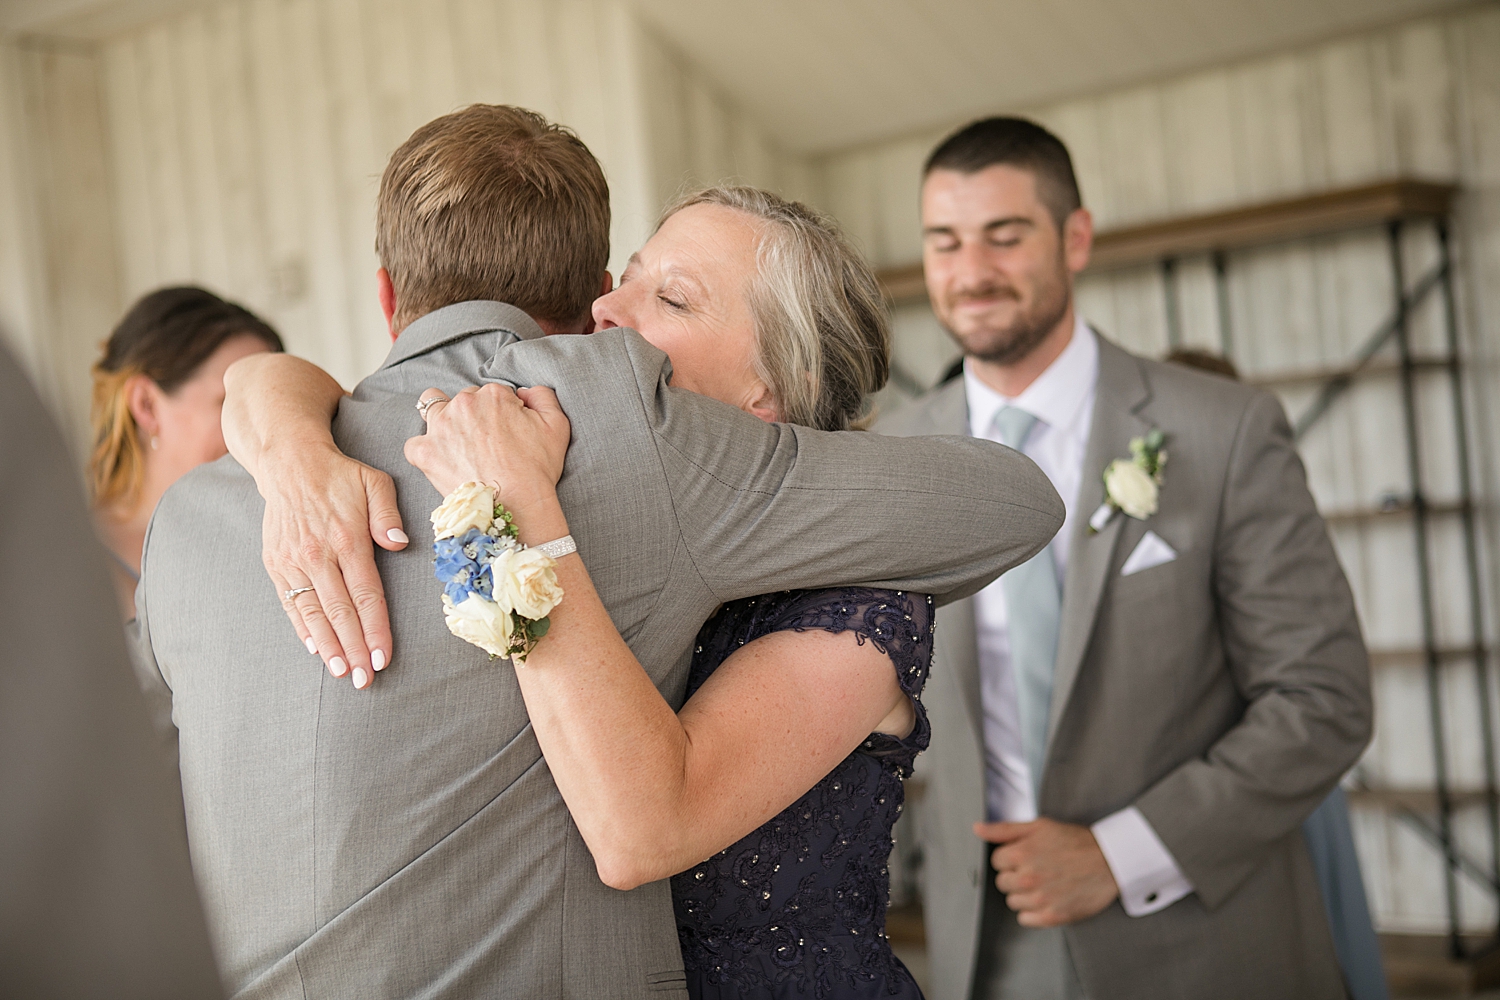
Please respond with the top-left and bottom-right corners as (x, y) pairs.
(1436, 218), (1500, 925)
(1213, 250), (1233, 359)
(1391, 219), (1463, 958)
(1161, 257), (1181, 349)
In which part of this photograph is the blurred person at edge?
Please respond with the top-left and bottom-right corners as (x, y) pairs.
(0, 338), (224, 998)
(877, 117), (1373, 1000)
(89, 286), (283, 617)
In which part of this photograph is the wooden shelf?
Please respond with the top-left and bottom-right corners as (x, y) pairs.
(1088, 179), (1456, 272)
(1349, 786), (1497, 811)
(1365, 645), (1485, 667)
(1320, 498), (1469, 526)
(1245, 355), (1452, 388)
(879, 263), (927, 305)
(877, 178), (1458, 304)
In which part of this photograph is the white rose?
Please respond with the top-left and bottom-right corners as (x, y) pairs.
(1103, 459), (1159, 520)
(490, 547), (564, 621)
(431, 482), (494, 539)
(442, 592), (514, 657)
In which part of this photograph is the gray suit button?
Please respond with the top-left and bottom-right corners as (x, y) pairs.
(971, 869), (981, 886)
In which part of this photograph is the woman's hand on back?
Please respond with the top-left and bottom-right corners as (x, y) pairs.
(225, 352), (408, 689)
(258, 441), (405, 688)
(405, 384), (572, 541)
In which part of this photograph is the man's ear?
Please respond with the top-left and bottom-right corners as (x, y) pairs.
(124, 374), (160, 439)
(1063, 208), (1093, 276)
(377, 267), (398, 341)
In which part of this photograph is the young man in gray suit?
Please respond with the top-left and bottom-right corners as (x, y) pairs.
(131, 105), (1063, 999)
(878, 118), (1373, 1000)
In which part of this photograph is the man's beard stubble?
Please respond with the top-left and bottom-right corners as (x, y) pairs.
(943, 256), (1071, 367)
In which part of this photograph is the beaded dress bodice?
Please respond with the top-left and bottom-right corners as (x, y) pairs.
(671, 588), (934, 1000)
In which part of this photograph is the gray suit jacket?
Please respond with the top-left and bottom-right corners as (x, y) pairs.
(879, 336), (1372, 1000)
(133, 301), (1064, 1000)
(0, 343), (222, 999)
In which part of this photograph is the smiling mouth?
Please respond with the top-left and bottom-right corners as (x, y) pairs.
(952, 294), (1017, 309)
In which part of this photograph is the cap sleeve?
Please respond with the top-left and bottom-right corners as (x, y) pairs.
(767, 587), (935, 700)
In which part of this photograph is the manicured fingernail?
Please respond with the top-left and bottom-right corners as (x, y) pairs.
(352, 666), (370, 689)
(387, 528), (409, 544)
(305, 636), (318, 655)
(329, 656), (348, 677)
(372, 649), (387, 671)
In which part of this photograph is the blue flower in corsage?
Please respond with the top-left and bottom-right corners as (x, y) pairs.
(431, 482), (564, 662)
(1088, 429), (1167, 534)
(433, 529), (501, 604)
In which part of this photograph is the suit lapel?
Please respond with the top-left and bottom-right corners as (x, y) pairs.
(1046, 338), (1153, 750)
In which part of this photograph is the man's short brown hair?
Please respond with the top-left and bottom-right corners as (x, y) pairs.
(376, 104), (610, 330)
(924, 116), (1081, 230)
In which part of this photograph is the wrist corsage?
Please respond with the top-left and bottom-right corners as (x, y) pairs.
(431, 482), (564, 663)
(1088, 429), (1167, 534)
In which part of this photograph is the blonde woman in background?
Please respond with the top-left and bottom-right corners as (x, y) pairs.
(90, 286), (283, 617)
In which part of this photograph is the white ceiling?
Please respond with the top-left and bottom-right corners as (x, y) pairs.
(629, 0), (1479, 153)
(1, 0), (1481, 154)
(0, 0), (207, 39)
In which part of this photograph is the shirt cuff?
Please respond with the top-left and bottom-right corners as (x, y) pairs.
(1091, 806), (1194, 917)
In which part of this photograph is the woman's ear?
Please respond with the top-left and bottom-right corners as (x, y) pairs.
(745, 382), (779, 424)
(125, 374), (161, 440)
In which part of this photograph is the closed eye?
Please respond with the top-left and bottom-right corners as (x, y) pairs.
(659, 294), (687, 311)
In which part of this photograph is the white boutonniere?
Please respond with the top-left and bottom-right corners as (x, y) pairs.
(431, 482), (564, 663)
(1088, 429), (1167, 534)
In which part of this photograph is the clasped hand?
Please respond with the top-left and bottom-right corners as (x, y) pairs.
(268, 382), (570, 687)
(404, 383), (570, 503)
(975, 817), (1120, 927)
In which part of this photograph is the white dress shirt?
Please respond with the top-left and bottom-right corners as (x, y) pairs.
(964, 317), (1192, 917)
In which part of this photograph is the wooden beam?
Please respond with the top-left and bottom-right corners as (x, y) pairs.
(878, 179), (1458, 305)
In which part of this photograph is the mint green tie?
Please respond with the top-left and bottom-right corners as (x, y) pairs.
(993, 406), (1062, 796)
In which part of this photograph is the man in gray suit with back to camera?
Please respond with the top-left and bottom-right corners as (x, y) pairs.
(879, 117), (1373, 1000)
(131, 105), (1063, 999)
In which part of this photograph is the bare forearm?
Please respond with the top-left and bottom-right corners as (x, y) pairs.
(222, 353), (346, 480)
(508, 512), (697, 886)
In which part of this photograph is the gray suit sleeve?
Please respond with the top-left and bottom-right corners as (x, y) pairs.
(620, 335), (1065, 605)
(1135, 391), (1373, 910)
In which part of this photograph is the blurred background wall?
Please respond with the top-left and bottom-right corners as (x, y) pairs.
(2, 0), (1498, 960)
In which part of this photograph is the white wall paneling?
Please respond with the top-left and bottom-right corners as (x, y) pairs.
(1, 37), (122, 455)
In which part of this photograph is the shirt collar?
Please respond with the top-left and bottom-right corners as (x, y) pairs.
(379, 300), (547, 371)
(964, 314), (1098, 440)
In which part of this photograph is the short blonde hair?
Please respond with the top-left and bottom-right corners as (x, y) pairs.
(376, 105), (610, 330)
(661, 187), (889, 430)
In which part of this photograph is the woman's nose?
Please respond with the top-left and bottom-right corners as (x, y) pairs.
(591, 290), (622, 330)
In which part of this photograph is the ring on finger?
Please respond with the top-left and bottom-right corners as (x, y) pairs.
(284, 586), (316, 602)
(416, 391), (449, 420)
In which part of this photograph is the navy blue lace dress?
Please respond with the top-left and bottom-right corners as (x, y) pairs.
(672, 588), (934, 1000)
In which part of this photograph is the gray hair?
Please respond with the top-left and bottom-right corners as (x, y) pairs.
(659, 186), (890, 431)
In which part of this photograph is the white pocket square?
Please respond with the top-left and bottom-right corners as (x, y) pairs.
(1121, 530), (1177, 577)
